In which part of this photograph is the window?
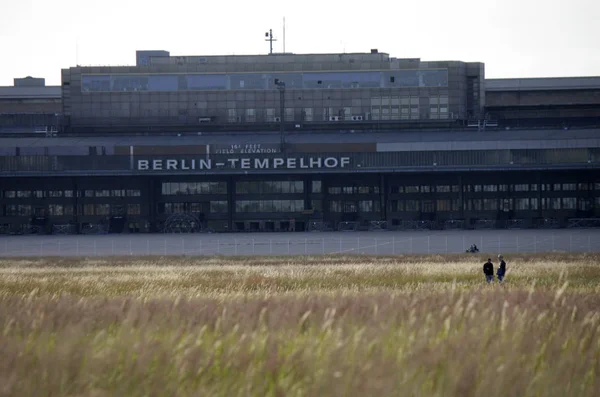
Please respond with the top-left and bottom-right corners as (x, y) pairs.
(499, 184), (508, 192)
(235, 200), (304, 213)
(162, 182), (227, 195)
(577, 183), (589, 191)
(84, 204), (94, 215)
(127, 189), (141, 197)
(126, 204), (141, 215)
(84, 190), (94, 198)
(330, 200), (342, 212)
(343, 202), (357, 213)
(49, 191), (63, 198)
(328, 187), (342, 195)
(474, 185), (483, 192)
(63, 205), (74, 215)
(596, 197), (600, 208)
(514, 184), (529, 192)
(6, 205), (32, 216)
(421, 186), (431, 193)
(390, 185), (404, 194)
(342, 186), (354, 194)
(553, 184), (561, 191)
(469, 199), (482, 211)
(437, 185), (450, 193)
(405, 200), (419, 211)
(48, 204), (61, 216)
(531, 198), (539, 210)
(359, 200), (373, 212)
(206, 201), (225, 213)
(530, 184), (538, 192)
(422, 200), (434, 212)
(95, 204), (110, 215)
(483, 185), (497, 192)
(483, 199), (498, 211)
(111, 190), (125, 197)
(96, 190), (110, 197)
(578, 199), (591, 211)
(500, 199), (513, 212)
(562, 184), (576, 191)
(17, 191), (31, 198)
(65, 190), (74, 198)
(312, 181), (322, 194)
(437, 199), (451, 211)
(515, 198), (529, 210)
(551, 198), (561, 210)
(4, 191), (15, 198)
(33, 190), (44, 199)
(406, 186), (419, 193)
(562, 198), (576, 210)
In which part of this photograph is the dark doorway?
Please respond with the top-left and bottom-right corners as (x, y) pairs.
(249, 221), (260, 232)
(265, 221), (275, 232)
(109, 216), (126, 233)
(235, 222), (245, 232)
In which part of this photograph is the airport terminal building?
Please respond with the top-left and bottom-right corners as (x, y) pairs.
(0, 50), (599, 234)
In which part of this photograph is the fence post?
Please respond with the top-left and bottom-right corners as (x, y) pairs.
(217, 240), (220, 255)
(288, 239), (290, 255)
(375, 238), (378, 255)
(269, 239), (272, 255)
(410, 237), (413, 254)
(393, 236), (396, 255)
(428, 236), (430, 254)
(130, 239), (133, 256)
(305, 238), (307, 255)
(445, 236), (448, 254)
(322, 238), (325, 255)
(94, 240), (97, 256)
(235, 239), (238, 255)
(252, 239), (255, 255)
(357, 237), (360, 253)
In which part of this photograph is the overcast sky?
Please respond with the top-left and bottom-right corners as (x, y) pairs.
(1, 0), (598, 86)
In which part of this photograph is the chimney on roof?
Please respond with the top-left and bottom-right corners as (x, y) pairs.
(370, 49), (378, 54)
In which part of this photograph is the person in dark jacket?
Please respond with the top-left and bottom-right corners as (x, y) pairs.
(483, 258), (494, 283)
(497, 254), (507, 283)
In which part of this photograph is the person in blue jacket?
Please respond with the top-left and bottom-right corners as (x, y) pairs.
(497, 254), (507, 283)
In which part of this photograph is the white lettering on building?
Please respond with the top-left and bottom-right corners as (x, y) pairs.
(136, 156), (352, 171)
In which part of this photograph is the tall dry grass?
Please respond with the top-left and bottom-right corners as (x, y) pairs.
(0, 253), (599, 396)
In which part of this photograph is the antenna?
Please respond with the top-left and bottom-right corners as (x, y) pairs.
(264, 29), (277, 55)
(283, 17), (286, 53)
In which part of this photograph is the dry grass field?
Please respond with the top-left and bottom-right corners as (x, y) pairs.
(1, 253), (599, 396)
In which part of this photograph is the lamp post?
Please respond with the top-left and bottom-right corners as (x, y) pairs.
(275, 79), (286, 152)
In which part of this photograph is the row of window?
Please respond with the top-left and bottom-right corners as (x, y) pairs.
(3, 204), (142, 217)
(329, 200), (382, 213)
(236, 200), (305, 213)
(390, 183), (600, 194)
(81, 70), (449, 92)
(159, 202), (228, 214)
(328, 186), (381, 195)
(161, 182), (227, 196)
(389, 197), (600, 212)
(1, 190), (141, 199)
(236, 181), (304, 194)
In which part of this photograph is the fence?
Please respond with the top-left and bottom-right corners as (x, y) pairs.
(0, 230), (598, 257)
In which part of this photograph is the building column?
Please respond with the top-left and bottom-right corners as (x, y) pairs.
(148, 177), (156, 232)
(227, 176), (234, 231)
(380, 173), (387, 221)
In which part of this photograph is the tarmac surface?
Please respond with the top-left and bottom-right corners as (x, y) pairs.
(1, 229), (599, 257)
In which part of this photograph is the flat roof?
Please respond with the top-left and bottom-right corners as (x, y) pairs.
(1, 128), (598, 148)
(486, 77), (600, 91)
(0, 86), (61, 99)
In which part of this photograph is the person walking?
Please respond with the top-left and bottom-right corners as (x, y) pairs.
(483, 258), (494, 283)
(497, 254), (507, 283)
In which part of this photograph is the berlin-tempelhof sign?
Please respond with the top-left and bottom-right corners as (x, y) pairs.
(137, 157), (351, 171)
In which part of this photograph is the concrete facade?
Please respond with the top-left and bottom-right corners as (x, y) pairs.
(61, 51), (485, 128)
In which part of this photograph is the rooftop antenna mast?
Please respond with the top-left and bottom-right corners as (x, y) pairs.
(265, 29), (277, 55)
